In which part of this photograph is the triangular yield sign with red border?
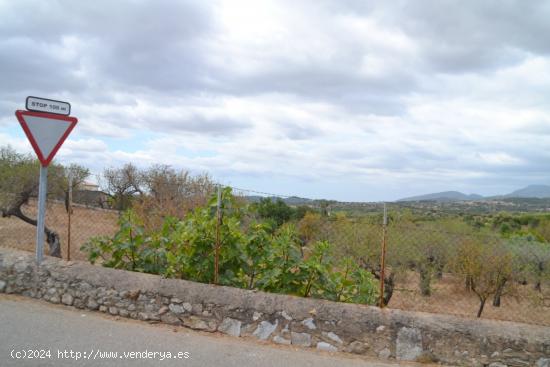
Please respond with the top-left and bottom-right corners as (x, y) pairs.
(15, 110), (78, 167)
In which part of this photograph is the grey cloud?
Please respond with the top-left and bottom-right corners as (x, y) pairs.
(0, 0), (215, 94)
(379, 1), (550, 73)
(155, 114), (252, 136)
(0, 38), (86, 94)
(278, 121), (324, 141)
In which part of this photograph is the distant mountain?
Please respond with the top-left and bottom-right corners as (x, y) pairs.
(397, 191), (484, 202)
(503, 185), (550, 198)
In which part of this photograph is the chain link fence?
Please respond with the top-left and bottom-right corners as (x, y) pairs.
(1, 180), (549, 327)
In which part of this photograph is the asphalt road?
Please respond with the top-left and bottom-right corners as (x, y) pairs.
(0, 294), (407, 367)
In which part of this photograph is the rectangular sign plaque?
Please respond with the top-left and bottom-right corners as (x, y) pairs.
(26, 96), (71, 116)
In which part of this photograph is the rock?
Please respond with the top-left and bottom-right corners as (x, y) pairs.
(537, 358), (550, 367)
(323, 331), (343, 344)
(74, 298), (85, 309)
(127, 304), (136, 311)
(376, 325), (386, 332)
(182, 316), (217, 332)
(252, 312), (262, 321)
(161, 313), (181, 326)
(491, 352), (500, 358)
(489, 363), (507, 367)
(281, 311), (292, 321)
(158, 306), (169, 315)
(346, 341), (367, 354)
(119, 309), (129, 317)
(86, 299), (99, 310)
(138, 312), (149, 321)
(169, 303), (185, 315)
(99, 305), (108, 312)
(316, 342), (338, 352)
(192, 303), (203, 314)
(126, 290), (140, 300)
(14, 261), (31, 273)
(302, 317), (317, 330)
(47, 287), (57, 296)
(0, 280), (6, 293)
(273, 336), (291, 345)
(109, 307), (118, 315)
(170, 297), (183, 304)
(218, 318), (242, 337)
(253, 320), (278, 340)
(49, 295), (60, 304)
(396, 327), (423, 361)
(378, 348), (391, 359)
(291, 332), (311, 347)
(513, 360), (531, 367)
(182, 303), (192, 312)
(144, 304), (156, 312)
(61, 293), (74, 306)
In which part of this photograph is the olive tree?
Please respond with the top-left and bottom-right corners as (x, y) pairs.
(102, 163), (144, 211)
(0, 146), (88, 258)
(451, 237), (513, 317)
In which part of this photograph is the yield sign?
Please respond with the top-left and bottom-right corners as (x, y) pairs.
(15, 110), (78, 166)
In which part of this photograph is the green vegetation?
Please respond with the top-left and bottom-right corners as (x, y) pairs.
(2, 143), (547, 317)
(82, 189), (379, 305)
(82, 185), (550, 315)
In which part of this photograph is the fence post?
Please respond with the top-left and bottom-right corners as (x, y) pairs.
(214, 185), (222, 284)
(379, 203), (388, 308)
(67, 173), (73, 261)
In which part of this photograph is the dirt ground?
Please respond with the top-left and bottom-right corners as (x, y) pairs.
(1, 201), (549, 327)
(0, 199), (118, 261)
(389, 271), (550, 327)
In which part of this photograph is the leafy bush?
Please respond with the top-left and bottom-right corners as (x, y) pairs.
(82, 188), (379, 305)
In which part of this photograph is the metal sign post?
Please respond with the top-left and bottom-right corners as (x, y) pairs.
(36, 166), (48, 264)
(15, 96), (78, 265)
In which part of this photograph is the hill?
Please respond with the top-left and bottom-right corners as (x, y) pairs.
(503, 185), (550, 198)
(397, 191), (484, 202)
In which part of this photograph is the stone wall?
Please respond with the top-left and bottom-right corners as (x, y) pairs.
(0, 248), (548, 367)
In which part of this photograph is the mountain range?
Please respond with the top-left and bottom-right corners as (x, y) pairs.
(397, 185), (550, 202)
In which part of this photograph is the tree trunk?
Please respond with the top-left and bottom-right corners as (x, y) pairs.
(383, 273), (395, 306)
(419, 266), (431, 296)
(477, 297), (486, 318)
(360, 258), (395, 306)
(534, 261), (543, 292)
(9, 206), (62, 258)
(492, 277), (507, 307)
(465, 275), (473, 291)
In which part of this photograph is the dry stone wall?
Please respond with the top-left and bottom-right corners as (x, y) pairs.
(0, 248), (549, 366)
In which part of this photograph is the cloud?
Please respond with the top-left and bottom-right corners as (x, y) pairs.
(1, 0), (550, 201)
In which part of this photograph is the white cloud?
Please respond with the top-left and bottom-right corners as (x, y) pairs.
(1, 0), (550, 200)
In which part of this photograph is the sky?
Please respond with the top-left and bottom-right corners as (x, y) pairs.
(1, 0), (550, 202)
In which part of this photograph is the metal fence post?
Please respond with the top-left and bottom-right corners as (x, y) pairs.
(67, 173), (73, 261)
(379, 203), (388, 308)
(214, 185), (222, 284)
